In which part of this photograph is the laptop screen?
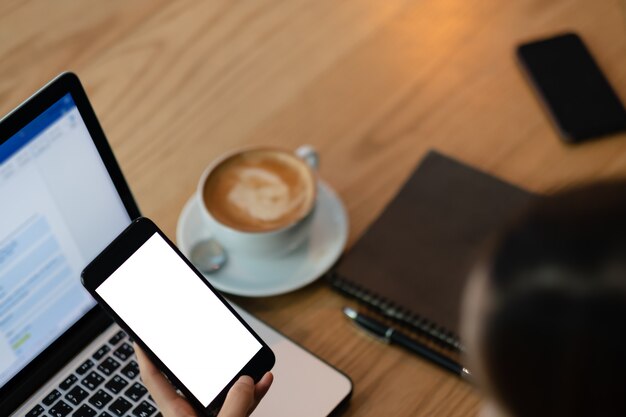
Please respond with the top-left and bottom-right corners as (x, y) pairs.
(0, 93), (131, 387)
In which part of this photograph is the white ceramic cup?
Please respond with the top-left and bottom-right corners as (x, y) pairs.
(197, 146), (319, 258)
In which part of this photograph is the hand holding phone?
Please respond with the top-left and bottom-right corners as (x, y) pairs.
(135, 346), (273, 417)
(81, 218), (275, 416)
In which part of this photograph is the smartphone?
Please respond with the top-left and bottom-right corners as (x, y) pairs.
(81, 217), (275, 417)
(517, 32), (626, 142)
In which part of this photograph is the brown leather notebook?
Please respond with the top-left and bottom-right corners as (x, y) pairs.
(328, 150), (536, 350)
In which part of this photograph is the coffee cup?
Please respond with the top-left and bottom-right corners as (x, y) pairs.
(197, 146), (319, 258)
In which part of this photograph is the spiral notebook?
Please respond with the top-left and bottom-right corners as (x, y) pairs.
(327, 150), (536, 351)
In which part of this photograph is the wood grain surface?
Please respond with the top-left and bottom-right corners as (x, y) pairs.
(3, 1), (626, 415)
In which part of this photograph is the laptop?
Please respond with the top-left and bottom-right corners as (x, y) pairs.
(2, 73), (352, 417)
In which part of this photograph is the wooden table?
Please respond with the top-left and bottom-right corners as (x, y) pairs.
(3, 0), (626, 415)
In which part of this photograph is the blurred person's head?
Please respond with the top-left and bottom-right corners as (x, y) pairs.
(461, 182), (626, 417)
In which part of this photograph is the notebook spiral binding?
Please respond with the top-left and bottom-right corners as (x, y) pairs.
(327, 272), (464, 352)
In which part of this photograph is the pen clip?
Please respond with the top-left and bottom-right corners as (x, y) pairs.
(365, 332), (392, 345)
(344, 306), (393, 344)
(358, 325), (394, 345)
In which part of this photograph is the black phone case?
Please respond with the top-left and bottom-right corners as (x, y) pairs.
(81, 217), (275, 416)
(517, 32), (626, 143)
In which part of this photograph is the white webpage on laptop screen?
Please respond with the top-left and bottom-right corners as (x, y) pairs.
(0, 94), (130, 386)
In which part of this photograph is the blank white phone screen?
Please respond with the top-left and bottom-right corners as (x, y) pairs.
(96, 233), (262, 407)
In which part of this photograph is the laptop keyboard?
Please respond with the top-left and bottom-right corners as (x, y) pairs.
(25, 330), (161, 417)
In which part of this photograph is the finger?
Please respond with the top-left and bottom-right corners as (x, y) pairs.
(247, 372), (273, 414)
(218, 376), (255, 417)
(254, 372), (273, 403)
(134, 344), (181, 405)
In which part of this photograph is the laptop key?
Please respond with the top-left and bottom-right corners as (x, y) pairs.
(49, 400), (73, 417)
(65, 386), (89, 405)
(97, 357), (120, 376)
(124, 382), (147, 401)
(76, 360), (94, 376)
(104, 375), (128, 394)
(92, 345), (110, 361)
(26, 404), (44, 416)
(131, 401), (156, 417)
(72, 404), (97, 417)
(120, 361), (139, 380)
(108, 397), (132, 416)
(42, 389), (62, 406)
(97, 412), (114, 417)
(59, 374), (78, 391)
(88, 389), (112, 409)
(81, 372), (105, 390)
(113, 343), (133, 361)
(108, 331), (126, 346)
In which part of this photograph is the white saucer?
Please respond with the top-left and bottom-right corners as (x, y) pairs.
(176, 181), (349, 297)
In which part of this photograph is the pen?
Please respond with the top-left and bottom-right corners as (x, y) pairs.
(343, 307), (472, 381)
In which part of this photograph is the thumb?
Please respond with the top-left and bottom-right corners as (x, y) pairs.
(218, 376), (256, 417)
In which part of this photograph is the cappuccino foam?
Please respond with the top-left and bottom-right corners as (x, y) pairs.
(203, 150), (315, 232)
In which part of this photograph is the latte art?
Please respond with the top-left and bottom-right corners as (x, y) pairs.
(227, 167), (306, 222)
(202, 149), (316, 233)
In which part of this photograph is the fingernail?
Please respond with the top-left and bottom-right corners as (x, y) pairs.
(238, 375), (254, 386)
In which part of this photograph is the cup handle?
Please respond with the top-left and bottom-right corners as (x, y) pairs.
(295, 145), (319, 171)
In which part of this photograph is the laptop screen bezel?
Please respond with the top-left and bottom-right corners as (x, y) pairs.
(0, 72), (141, 413)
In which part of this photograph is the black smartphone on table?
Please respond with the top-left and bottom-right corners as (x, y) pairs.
(517, 32), (626, 143)
(81, 217), (275, 417)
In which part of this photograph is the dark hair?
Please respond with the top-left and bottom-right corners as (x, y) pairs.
(482, 181), (626, 417)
